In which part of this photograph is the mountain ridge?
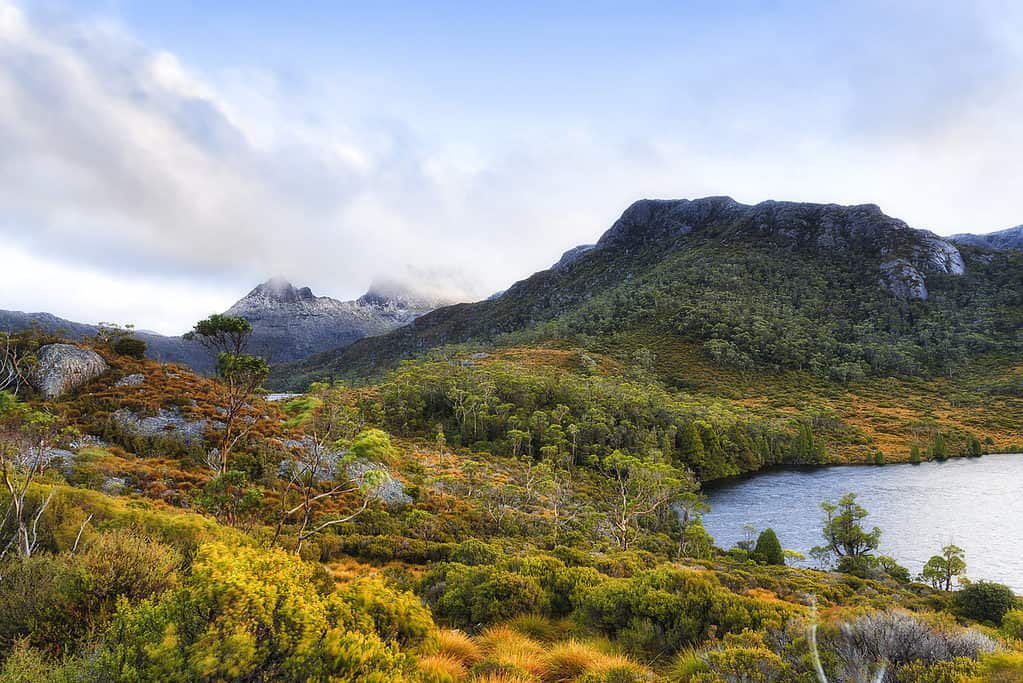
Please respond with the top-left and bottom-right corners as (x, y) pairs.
(1, 278), (443, 371)
(950, 224), (1023, 251)
(269, 195), (1023, 390)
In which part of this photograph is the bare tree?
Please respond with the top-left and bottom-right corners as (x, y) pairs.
(601, 450), (691, 550)
(0, 397), (60, 562)
(271, 392), (379, 554)
(0, 334), (29, 394)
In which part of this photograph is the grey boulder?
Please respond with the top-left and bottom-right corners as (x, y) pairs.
(29, 344), (109, 399)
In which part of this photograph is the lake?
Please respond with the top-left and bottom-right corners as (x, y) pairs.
(701, 455), (1023, 591)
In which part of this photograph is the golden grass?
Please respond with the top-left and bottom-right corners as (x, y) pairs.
(438, 629), (483, 667)
(476, 626), (549, 679)
(468, 674), (538, 683)
(420, 653), (468, 682)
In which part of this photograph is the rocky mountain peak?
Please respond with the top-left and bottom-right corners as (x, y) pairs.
(357, 281), (445, 312)
(594, 196), (964, 300)
(244, 277), (315, 304)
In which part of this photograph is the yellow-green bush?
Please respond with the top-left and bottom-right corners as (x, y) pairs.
(95, 543), (422, 682)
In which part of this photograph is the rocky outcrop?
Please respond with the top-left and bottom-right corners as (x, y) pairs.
(345, 460), (411, 505)
(880, 259), (929, 300)
(597, 197), (965, 300)
(29, 344), (109, 399)
(552, 244), (596, 270)
(111, 407), (208, 445)
(115, 373), (145, 387)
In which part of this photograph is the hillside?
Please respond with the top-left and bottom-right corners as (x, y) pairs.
(2, 330), (1021, 681)
(271, 196), (1023, 387)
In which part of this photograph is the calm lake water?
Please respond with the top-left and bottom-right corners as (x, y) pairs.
(701, 455), (1023, 591)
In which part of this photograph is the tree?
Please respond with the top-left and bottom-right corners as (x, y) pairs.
(0, 335), (29, 394)
(601, 450), (692, 550)
(273, 400), (382, 554)
(752, 528), (785, 565)
(0, 393), (62, 561)
(931, 432), (948, 460)
(674, 491), (710, 559)
(187, 314), (269, 475)
(211, 353), (270, 475)
(184, 313), (252, 356)
(819, 492), (880, 561)
(920, 544), (967, 590)
(676, 422), (705, 471)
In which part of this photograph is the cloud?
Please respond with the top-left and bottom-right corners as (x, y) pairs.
(1, 1), (1022, 334)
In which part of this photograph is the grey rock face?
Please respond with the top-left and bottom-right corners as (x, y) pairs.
(223, 278), (442, 364)
(29, 344), (109, 399)
(115, 373), (145, 387)
(880, 259), (929, 300)
(111, 407), (208, 445)
(949, 225), (1023, 251)
(552, 244), (596, 270)
(345, 460), (411, 505)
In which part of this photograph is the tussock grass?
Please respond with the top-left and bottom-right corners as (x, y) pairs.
(420, 653), (468, 682)
(438, 629), (483, 667)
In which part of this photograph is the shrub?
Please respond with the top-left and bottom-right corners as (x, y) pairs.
(953, 581), (1017, 625)
(450, 539), (500, 566)
(1001, 609), (1023, 639)
(896, 657), (979, 683)
(112, 338), (146, 359)
(95, 543), (419, 681)
(575, 567), (795, 656)
(0, 530), (182, 653)
(751, 528), (784, 565)
(340, 577), (437, 650)
(421, 564), (545, 628)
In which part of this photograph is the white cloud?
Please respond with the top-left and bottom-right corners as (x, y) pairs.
(1, 1), (1022, 333)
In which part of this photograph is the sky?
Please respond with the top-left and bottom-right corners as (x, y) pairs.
(1, 1), (1022, 334)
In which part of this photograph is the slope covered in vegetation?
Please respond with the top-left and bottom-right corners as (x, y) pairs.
(3, 325), (1023, 681)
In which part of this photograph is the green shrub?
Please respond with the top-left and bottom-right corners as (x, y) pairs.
(575, 567), (795, 656)
(0, 530), (181, 653)
(895, 657), (979, 683)
(449, 539), (500, 566)
(112, 338), (146, 359)
(751, 528), (784, 565)
(953, 581), (1016, 625)
(420, 563), (545, 628)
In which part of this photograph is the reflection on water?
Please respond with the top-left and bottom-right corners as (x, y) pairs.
(701, 455), (1023, 591)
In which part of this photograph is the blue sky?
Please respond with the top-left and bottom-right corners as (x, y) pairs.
(1, 1), (1021, 332)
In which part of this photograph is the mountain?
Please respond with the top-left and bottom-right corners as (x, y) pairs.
(222, 277), (440, 364)
(1, 278), (442, 372)
(949, 224), (1023, 251)
(0, 310), (212, 369)
(270, 196), (1023, 389)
